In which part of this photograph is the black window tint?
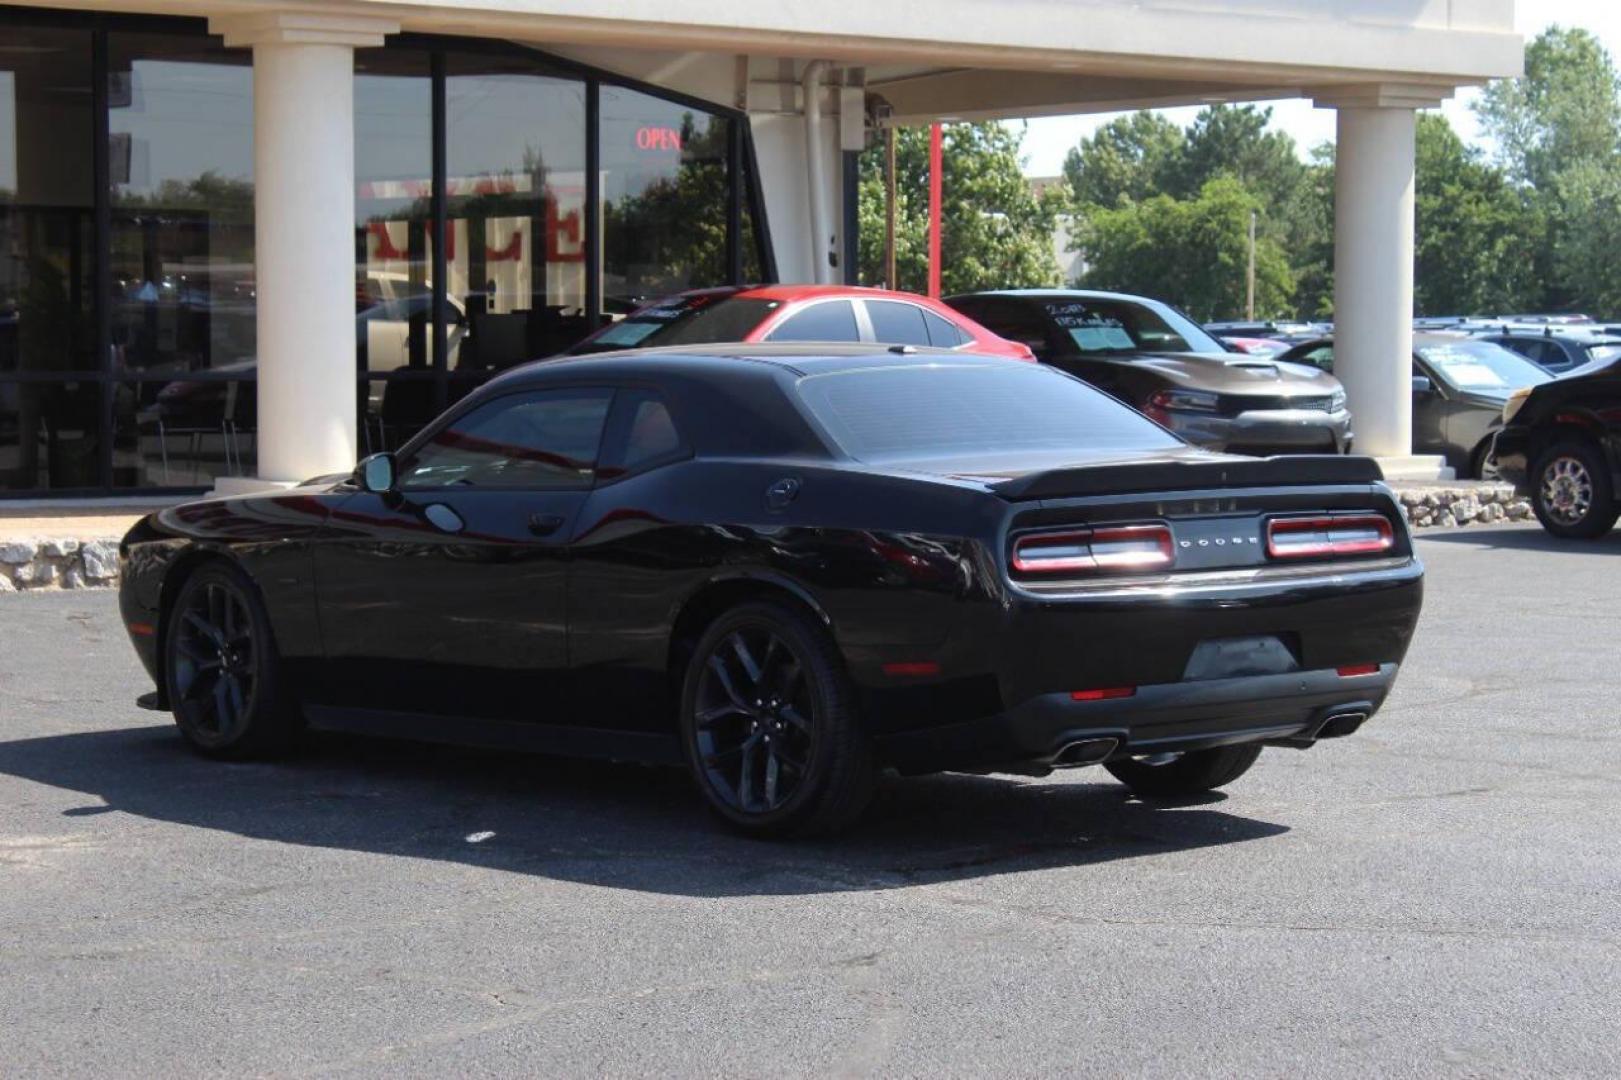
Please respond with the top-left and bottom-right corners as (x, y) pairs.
(577, 297), (777, 354)
(865, 301), (931, 346)
(923, 310), (967, 347)
(796, 364), (1180, 461)
(971, 303), (1051, 351)
(622, 396), (682, 470)
(400, 389), (612, 489)
(767, 301), (860, 342)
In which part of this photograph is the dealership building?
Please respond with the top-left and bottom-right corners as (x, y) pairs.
(0, 0), (1522, 497)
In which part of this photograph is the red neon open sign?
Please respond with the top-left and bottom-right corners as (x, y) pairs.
(635, 126), (683, 152)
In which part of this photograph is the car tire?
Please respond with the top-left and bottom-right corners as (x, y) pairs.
(1470, 440), (1500, 482)
(1530, 440), (1619, 539)
(679, 600), (875, 838)
(164, 561), (299, 759)
(1104, 744), (1263, 799)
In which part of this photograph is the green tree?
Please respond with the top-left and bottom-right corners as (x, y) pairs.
(1476, 26), (1621, 191)
(1078, 176), (1294, 321)
(1551, 160), (1621, 316)
(857, 122), (1064, 294)
(1474, 25), (1621, 312)
(1061, 112), (1182, 209)
(1412, 113), (1542, 315)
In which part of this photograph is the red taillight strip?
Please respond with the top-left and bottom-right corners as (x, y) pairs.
(1012, 524), (1174, 575)
(1337, 663), (1380, 677)
(1266, 515), (1393, 559)
(882, 661), (942, 678)
(1071, 686), (1136, 701)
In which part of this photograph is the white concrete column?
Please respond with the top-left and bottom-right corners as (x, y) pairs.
(211, 13), (398, 490)
(1316, 84), (1449, 479)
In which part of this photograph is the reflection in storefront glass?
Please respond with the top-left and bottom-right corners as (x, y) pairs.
(600, 87), (731, 316)
(356, 48), (435, 383)
(446, 54), (588, 372)
(0, 26), (98, 489)
(0, 26), (97, 380)
(112, 380), (255, 488)
(107, 33), (255, 381)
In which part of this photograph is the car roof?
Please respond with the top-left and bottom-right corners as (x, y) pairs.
(659, 283), (951, 305)
(946, 288), (1157, 305)
(490, 342), (1020, 387)
(1288, 333), (1503, 349)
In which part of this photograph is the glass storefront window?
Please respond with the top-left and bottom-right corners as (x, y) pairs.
(356, 48), (434, 381)
(0, 380), (102, 489)
(600, 87), (731, 316)
(445, 53), (588, 373)
(107, 33), (255, 381)
(112, 379), (254, 488)
(0, 12), (764, 496)
(0, 26), (97, 377)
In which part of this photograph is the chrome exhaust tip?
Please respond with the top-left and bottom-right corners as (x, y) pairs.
(1314, 711), (1369, 739)
(1050, 737), (1120, 768)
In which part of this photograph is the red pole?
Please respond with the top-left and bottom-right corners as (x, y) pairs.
(928, 122), (943, 299)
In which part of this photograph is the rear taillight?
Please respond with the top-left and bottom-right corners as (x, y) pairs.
(1266, 514), (1394, 559)
(1012, 524), (1174, 576)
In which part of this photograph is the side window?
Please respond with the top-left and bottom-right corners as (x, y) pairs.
(766, 300), (860, 342)
(864, 300), (931, 346)
(1305, 346), (1334, 372)
(600, 390), (688, 478)
(622, 397), (682, 470)
(398, 389), (613, 490)
(975, 303), (1052, 352)
(923, 310), (967, 347)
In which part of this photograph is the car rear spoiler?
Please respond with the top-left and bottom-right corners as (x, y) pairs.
(991, 455), (1386, 500)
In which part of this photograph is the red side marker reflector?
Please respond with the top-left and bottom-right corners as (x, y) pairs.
(128, 622), (156, 637)
(882, 661), (941, 678)
(1071, 686), (1136, 702)
(1337, 664), (1379, 678)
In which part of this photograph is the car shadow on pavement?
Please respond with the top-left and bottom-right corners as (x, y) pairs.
(0, 723), (1289, 897)
(1416, 524), (1621, 554)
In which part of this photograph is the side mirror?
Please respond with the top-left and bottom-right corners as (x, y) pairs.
(1411, 375), (1434, 395)
(356, 452), (397, 494)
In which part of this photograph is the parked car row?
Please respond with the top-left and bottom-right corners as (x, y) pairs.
(572, 285), (1615, 534)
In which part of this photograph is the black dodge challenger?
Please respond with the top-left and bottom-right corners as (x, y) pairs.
(119, 345), (1424, 837)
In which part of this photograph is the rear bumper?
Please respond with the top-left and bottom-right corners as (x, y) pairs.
(1165, 409), (1353, 455)
(878, 663), (1397, 775)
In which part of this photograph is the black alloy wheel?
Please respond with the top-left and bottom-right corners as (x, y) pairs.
(680, 601), (874, 837)
(1104, 744), (1263, 799)
(164, 563), (296, 758)
(1531, 440), (1619, 539)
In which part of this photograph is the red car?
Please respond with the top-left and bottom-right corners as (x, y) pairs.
(566, 285), (1036, 361)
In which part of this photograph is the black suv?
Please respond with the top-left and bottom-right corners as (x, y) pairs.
(1474, 329), (1621, 375)
(1492, 357), (1621, 538)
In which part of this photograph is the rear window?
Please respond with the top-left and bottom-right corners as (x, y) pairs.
(573, 296), (778, 354)
(1415, 340), (1552, 392)
(1042, 298), (1224, 354)
(794, 363), (1181, 461)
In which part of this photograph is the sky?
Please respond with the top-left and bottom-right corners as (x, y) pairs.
(1017, 1), (1621, 176)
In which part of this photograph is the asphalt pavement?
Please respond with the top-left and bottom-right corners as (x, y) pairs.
(2, 522), (1618, 1077)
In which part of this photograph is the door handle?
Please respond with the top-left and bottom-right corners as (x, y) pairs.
(528, 512), (566, 537)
